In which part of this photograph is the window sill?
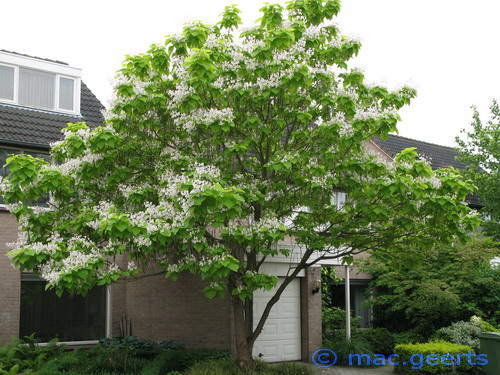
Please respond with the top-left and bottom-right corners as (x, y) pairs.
(38, 340), (100, 347)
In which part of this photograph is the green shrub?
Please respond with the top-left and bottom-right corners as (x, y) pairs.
(394, 341), (475, 374)
(324, 336), (374, 367)
(471, 315), (499, 333)
(322, 307), (360, 339)
(99, 336), (179, 351)
(393, 331), (425, 345)
(358, 328), (394, 355)
(140, 349), (231, 374)
(433, 316), (500, 352)
(39, 347), (150, 375)
(185, 358), (314, 375)
(270, 362), (314, 375)
(0, 334), (66, 374)
(433, 316), (495, 351)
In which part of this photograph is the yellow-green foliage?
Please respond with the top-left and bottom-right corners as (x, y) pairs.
(394, 341), (474, 374)
(472, 316), (499, 333)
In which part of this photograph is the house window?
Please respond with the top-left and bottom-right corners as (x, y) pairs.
(0, 63), (78, 114)
(20, 274), (107, 342)
(0, 64), (15, 101)
(59, 77), (75, 111)
(0, 147), (51, 204)
(19, 68), (56, 109)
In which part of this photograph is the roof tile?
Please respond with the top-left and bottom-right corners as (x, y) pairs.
(0, 82), (104, 148)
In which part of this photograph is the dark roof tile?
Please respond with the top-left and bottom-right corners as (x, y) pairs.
(0, 82), (104, 148)
(373, 135), (481, 208)
(373, 135), (466, 170)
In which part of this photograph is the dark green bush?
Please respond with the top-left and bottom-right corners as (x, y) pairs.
(323, 336), (374, 367)
(270, 362), (315, 375)
(39, 346), (230, 375)
(185, 358), (314, 375)
(140, 349), (231, 374)
(358, 328), (395, 355)
(322, 307), (361, 340)
(99, 336), (179, 351)
(39, 347), (149, 375)
(393, 331), (425, 345)
(394, 341), (475, 374)
(0, 334), (66, 374)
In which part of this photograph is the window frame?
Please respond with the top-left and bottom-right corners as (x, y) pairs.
(0, 62), (18, 104)
(20, 273), (112, 345)
(0, 63), (80, 115)
(56, 75), (77, 113)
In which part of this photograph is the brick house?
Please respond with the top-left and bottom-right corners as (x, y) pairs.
(328, 136), (483, 329)
(0, 50), (323, 363)
(0, 49), (481, 363)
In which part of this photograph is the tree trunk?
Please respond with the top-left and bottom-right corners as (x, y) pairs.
(232, 296), (255, 368)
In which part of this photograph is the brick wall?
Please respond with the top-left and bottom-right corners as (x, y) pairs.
(334, 264), (372, 280)
(0, 210), (20, 345)
(300, 267), (322, 362)
(0, 209), (320, 358)
(123, 271), (232, 350)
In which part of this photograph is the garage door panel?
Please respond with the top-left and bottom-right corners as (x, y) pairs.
(259, 322), (278, 339)
(253, 299), (279, 317)
(283, 343), (300, 356)
(282, 321), (300, 336)
(252, 278), (301, 362)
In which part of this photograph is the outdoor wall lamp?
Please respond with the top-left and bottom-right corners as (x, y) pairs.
(312, 278), (321, 294)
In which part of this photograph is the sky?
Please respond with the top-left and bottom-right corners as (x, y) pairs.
(2, 0), (499, 147)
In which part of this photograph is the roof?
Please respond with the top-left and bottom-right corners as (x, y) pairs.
(0, 82), (104, 148)
(373, 134), (481, 208)
(0, 49), (68, 66)
(373, 134), (466, 170)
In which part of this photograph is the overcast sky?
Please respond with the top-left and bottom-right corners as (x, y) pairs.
(2, 0), (499, 147)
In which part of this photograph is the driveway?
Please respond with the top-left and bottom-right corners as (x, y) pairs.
(310, 364), (394, 375)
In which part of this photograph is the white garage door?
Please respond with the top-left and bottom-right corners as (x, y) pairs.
(252, 278), (301, 362)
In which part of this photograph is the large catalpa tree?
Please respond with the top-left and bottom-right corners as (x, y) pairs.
(0, 0), (479, 365)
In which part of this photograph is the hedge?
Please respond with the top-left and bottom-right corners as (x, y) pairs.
(394, 341), (477, 374)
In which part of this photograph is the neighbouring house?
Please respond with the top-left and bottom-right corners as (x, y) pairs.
(327, 135), (483, 329)
(0, 50), (322, 363)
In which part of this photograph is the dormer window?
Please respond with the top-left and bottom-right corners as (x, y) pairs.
(0, 64), (15, 101)
(0, 51), (81, 115)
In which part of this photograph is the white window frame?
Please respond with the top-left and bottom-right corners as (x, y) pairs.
(0, 62), (18, 105)
(0, 51), (81, 115)
(55, 75), (79, 114)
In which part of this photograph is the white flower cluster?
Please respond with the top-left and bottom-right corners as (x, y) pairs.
(127, 260), (138, 271)
(93, 201), (116, 220)
(310, 171), (336, 189)
(6, 231), (29, 251)
(118, 182), (152, 198)
(46, 151), (103, 177)
(61, 127), (92, 141)
(192, 162), (221, 180)
(415, 176), (442, 189)
(135, 235), (152, 247)
(0, 176), (12, 195)
(8, 224), (63, 256)
(128, 201), (187, 235)
(224, 213), (284, 240)
(38, 248), (102, 284)
(172, 108), (233, 132)
(167, 81), (194, 109)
